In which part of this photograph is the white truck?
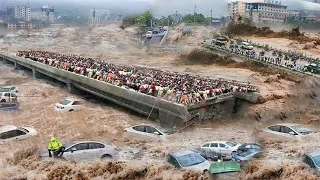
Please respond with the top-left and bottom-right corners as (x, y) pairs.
(0, 92), (18, 103)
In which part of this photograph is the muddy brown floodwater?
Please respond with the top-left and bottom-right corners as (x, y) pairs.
(0, 24), (320, 179)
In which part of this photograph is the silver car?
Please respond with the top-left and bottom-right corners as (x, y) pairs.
(263, 123), (313, 139)
(57, 141), (119, 161)
(168, 150), (211, 172)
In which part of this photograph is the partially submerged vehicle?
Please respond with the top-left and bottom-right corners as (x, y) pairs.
(0, 92), (18, 103)
(201, 141), (242, 156)
(241, 42), (254, 50)
(168, 150), (211, 172)
(232, 150), (262, 167)
(123, 124), (172, 140)
(209, 161), (240, 175)
(0, 86), (19, 94)
(54, 99), (82, 112)
(0, 125), (37, 144)
(191, 148), (221, 161)
(263, 123), (313, 139)
(41, 141), (120, 161)
(0, 102), (19, 111)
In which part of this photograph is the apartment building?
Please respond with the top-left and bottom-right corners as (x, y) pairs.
(11, 6), (31, 22)
(228, 1), (247, 21)
(246, 1), (288, 24)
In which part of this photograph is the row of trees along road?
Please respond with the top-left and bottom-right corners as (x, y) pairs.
(122, 11), (226, 28)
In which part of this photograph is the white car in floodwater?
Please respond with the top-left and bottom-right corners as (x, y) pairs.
(201, 141), (242, 156)
(123, 124), (171, 140)
(241, 42), (254, 50)
(263, 123), (313, 139)
(0, 125), (37, 144)
(54, 99), (82, 112)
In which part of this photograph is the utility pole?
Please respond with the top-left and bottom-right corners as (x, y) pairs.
(168, 17), (170, 26)
(194, 4), (196, 25)
(210, 9), (213, 27)
(175, 10), (178, 25)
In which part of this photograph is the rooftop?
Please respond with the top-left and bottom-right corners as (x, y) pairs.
(247, 2), (288, 7)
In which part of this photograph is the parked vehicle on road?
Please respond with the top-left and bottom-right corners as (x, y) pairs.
(263, 123), (313, 139)
(168, 150), (211, 172)
(146, 31), (153, 38)
(0, 125), (37, 144)
(0, 86), (19, 94)
(123, 124), (170, 140)
(54, 99), (82, 112)
(241, 42), (254, 50)
(201, 141), (242, 156)
(236, 143), (262, 154)
(42, 141), (119, 161)
(0, 92), (18, 102)
(304, 151), (320, 174)
(232, 150), (262, 167)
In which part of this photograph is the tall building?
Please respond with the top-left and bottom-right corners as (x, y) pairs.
(6, 6), (15, 18)
(227, 1), (247, 21)
(11, 6), (31, 22)
(245, 1), (288, 24)
(88, 9), (100, 26)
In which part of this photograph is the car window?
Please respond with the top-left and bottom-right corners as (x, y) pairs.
(210, 143), (218, 147)
(88, 143), (105, 149)
(176, 153), (206, 167)
(245, 145), (251, 148)
(145, 126), (161, 134)
(252, 145), (261, 149)
(72, 143), (89, 151)
(219, 143), (226, 148)
(304, 156), (316, 168)
(10, 87), (15, 90)
(268, 125), (280, 132)
(253, 152), (262, 158)
(72, 101), (81, 105)
(225, 142), (237, 147)
(280, 126), (295, 134)
(169, 155), (180, 168)
(4, 93), (9, 97)
(313, 155), (320, 167)
(202, 143), (210, 147)
(11, 93), (17, 98)
(133, 125), (146, 132)
(0, 129), (26, 139)
(59, 99), (71, 105)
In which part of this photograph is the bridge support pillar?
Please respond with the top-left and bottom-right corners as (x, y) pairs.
(32, 69), (41, 78)
(66, 82), (78, 93)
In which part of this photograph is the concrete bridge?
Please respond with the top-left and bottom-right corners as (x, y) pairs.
(0, 52), (259, 129)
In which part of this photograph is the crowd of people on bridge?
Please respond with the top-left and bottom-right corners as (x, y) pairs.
(17, 50), (258, 105)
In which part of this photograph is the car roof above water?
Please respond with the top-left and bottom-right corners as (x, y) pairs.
(306, 151), (320, 158)
(0, 125), (17, 133)
(170, 150), (195, 158)
(271, 123), (301, 127)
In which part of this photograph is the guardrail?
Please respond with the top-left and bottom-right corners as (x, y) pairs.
(204, 44), (320, 79)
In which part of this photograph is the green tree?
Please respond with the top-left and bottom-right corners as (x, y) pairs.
(135, 10), (153, 26)
(182, 13), (209, 25)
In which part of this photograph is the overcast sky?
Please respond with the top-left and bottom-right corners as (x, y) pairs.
(1, 0), (320, 17)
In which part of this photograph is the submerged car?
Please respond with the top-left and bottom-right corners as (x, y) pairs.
(54, 99), (82, 112)
(0, 92), (18, 103)
(168, 150), (211, 172)
(0, 86), (19, 94)
(209, 161), (240, 175)
(0, 125), (37, 143)
(304, 151), (320, 174)
(191, 148), (221, 161)
(42, 141), (119, 161)
(201, 141), (242, 156)
(232, 150), (262, 167)
(123, 124), (171, 140)
(236, 143), (262, 154)
(263, 123), (313, 139)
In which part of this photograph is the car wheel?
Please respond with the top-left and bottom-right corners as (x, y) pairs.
(69, 109), (74, 112)
(0, 99), (6, 102)
(101, 154), (112, 161)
